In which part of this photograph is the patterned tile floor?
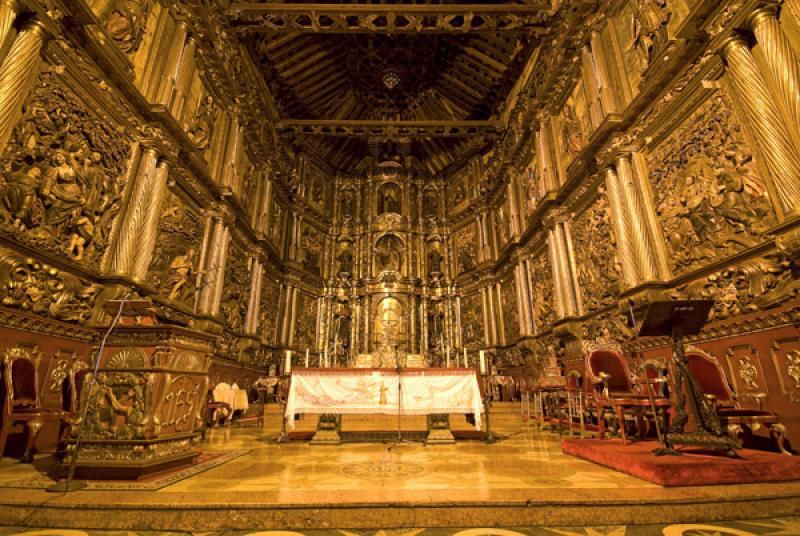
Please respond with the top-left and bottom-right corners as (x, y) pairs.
(1, 403), (799, 533)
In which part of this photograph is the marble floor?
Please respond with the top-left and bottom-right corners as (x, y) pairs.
(0, 403), (799, 531)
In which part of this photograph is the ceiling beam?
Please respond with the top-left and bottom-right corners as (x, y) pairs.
(277, 120), (500, 138)
(228, 3), (551, 34)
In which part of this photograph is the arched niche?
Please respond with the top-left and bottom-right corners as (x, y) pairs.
(373, 233), (404, 275)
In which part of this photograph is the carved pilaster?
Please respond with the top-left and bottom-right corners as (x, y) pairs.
(549, 222), (580, 318)
(0, 17), (49, 154)
(722, 35), (800, 218)
(197, 215), (229, 317)
(155, 21), (188, 107)
(171, 34), (197, 123)
(246, 258), (262, 334)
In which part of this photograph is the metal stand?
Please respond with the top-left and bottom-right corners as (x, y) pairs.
(483, 373), (496, 444)
(276, 375), (290, 443)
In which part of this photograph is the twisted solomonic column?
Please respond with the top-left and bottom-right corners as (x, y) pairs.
(748, 9), (800, 150)
(0, 17), (49, 153)
(722, 35), (800, 218)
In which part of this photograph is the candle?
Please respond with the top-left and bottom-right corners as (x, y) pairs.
(324, 348), (328, 368)
(285, 350), (292, 375)
(305, 348), (309, 368)
(463, 348), (468, 368)
(446, 348), (450, 368)
(479, 350), (486, 375)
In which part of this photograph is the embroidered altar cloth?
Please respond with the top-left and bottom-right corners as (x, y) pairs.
(285, 368), (483, 430)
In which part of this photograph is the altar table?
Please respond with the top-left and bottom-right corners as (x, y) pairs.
(284, 368), (484, 443)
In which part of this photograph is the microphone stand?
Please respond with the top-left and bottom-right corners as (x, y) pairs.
(395, 345), (403, 442)
(47, 294), (130, 493)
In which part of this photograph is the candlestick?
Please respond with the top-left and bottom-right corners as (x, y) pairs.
(284, 350), (292, 375)
(305, 348), (309, 368)
(479, 350), (486, 375)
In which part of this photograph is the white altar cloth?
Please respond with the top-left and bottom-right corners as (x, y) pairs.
(285, 368), (483, 430)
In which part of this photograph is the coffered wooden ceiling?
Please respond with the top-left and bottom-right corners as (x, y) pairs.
(231, 1), (551, 173)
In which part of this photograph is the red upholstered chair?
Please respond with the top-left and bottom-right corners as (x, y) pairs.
(0, 346), (69, 462)
(685, 346), (790, 455)
(584, 340), (671, 443)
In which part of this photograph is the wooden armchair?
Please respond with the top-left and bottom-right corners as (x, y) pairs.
(584, 341), (671, 443)
(685, 346), (790, 455)
(0, 346), (69, 462)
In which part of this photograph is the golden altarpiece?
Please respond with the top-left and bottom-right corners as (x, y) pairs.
(0, 0), (799, 473)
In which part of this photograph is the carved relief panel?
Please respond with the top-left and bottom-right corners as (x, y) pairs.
(294, 292), (317, 350)
(555, 81), (591, 167)
(259, 273), (280, 346)
(460, 292), (484, 349)
(647, 92), (777, 275)
(149, 189), (204, 307)
(300, 224), (323, 276)
(529, 250), (555, 331)
(221, 243), (250, 333)
(454, 222), (479, 275)
(771, 338), (800, 403)
(725, 344), (768, 402)
(501, 276), (520, 343)
(0, 67), (132, 270)
(571, 193), (622, 312)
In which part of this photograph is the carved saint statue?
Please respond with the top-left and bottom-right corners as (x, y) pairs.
(374, 235), (403, 273)
(427, 246), (443, 277)
(562, 102), (584, 159)
(378, 183), (401, 215)
(336, 247), (353, 275)
(332, 301), (352, 359)
(188, 95), (217, 152)
(340, 190), (355, 220)
(631, 0), (671, 75)
(428, 300), (446, 353)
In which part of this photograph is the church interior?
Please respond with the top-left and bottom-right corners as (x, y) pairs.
(2, 0), (800, 534)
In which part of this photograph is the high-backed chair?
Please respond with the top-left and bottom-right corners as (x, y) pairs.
(685, 346), (790, 455)
(584, 340), (671, 443)
(0, 346), (69, 462)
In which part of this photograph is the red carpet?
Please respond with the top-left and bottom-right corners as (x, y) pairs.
(562, 438), (800, 486)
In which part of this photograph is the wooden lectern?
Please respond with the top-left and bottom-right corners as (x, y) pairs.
(638, 300), (739, 456)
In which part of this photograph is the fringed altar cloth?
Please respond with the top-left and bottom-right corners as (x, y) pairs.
(284, 368), (483, 430)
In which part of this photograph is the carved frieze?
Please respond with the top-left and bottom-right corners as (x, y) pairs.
(460, 292), (484, 349)
(0, 247), (101, 324)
